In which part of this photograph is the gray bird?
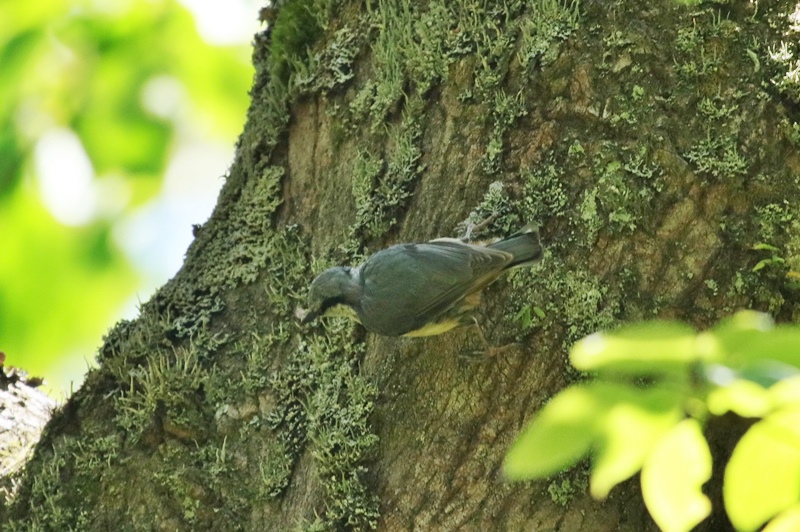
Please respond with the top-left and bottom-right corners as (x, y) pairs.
(301, 225), (543, 339)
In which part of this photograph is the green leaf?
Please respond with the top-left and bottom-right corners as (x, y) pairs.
(725, 409), (800, 531)
(737, 360), (800, 388)
(707, 379), (770, 418)
(753, 243), (781, 252)
(769, 376), (800, 408)
(590, 385), (684, 498)
(763, 505), (800, 532)
(570, 321), (702, 376)
(713, 311), (800, 370)
(504, 381), (685, 496)
(504, 385), (602, 480)
(641, 419), (712, 532)
(514, 305), (532, 329)
(753, 256), (784, 272)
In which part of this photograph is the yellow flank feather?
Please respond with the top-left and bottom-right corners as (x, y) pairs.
(402, 319), (462, 337)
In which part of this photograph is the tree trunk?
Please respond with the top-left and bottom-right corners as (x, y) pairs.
(5, 0), (800, 530)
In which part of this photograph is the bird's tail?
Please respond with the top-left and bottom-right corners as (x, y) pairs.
(488, 224), (543, 268)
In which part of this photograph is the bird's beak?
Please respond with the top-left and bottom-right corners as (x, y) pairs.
(299, 307), (321, 325)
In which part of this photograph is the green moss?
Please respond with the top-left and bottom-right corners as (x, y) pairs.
(351, 150), (387, 239)
(5, 435), (106, 530)
(572, 143), (663, 240)
(260, 321), (379, 529)
(306, 341), (379, 529)
(259, 438), (295, 498)
(520, 162), (568, 225)
(260, 342), (316, 497)
(786, 219), (800, 274)
(114, 344), (207, 441)
(269, 0), (325, 85)
(483, 90), (528, 174)
(261, 224), (312, 317)
(518, 0), (581, 70)
(350, 97), (424, 242)
(673, 10), (730, 80)
(8, 1), (380, 529)
(295, 26), (364, 95)
(578, 188), (602, 245)
(466, 181), (521, 236)
(684, 133), (748, 180)
(697, 95), (740, 120)
(756, 201), (794, 243)
(506, 250), (621, 352)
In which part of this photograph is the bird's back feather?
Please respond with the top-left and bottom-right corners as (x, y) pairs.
(356, 241), (512, 336)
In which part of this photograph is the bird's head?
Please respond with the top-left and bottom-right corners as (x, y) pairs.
(301, 267), (359, 324)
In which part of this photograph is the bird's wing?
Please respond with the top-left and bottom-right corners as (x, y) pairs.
(357, 241), (513, 335)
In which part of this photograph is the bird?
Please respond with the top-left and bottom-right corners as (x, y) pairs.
(300, 225), (543, 348)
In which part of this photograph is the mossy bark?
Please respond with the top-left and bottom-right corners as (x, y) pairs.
(5, 0), (800, 530)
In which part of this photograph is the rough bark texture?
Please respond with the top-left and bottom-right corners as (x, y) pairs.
(0, 362), (55, 504)
(4, 0), (800, 530)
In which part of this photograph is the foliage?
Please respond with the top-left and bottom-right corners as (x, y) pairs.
(0, 0), (253, 392)
(505, 311), (800, 532)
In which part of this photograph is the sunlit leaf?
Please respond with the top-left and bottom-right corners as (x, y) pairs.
(504, 385), (602, 480)
(641, 419), (712, 532)
(769, 376), (800, 408)
(504, 381), (686, 494)
(571, 321), (702, 375)
(717, 310), (775, 332)
(713, 311), (800, 369)
(707, 379), (770, 417)
(725, 409), (800, 531)
(591, 385), (683, 499)
(763, 505), (800, 532)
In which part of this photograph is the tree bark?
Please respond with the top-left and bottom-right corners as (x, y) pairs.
(5, 0), (800, 530)
(0, 361), (55, 507)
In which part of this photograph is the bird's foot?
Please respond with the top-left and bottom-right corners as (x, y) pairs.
(460, 213), (498, 242)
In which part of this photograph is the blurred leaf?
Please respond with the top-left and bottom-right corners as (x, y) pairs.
(769, 376), (800, 408)
(0, 129), (23, 197)
(641, 419), (712, 532)
(725, 409), (800, 532)
(504, 381), (685, 492)
(713, 311), (800, 370)
(763, 505), (800, 532)
(738, 359), (800, 388)
(0, 188), (138, 389)
(591, 384), (684, 498)
(570, 321), (703, 376)
(716, 310), (775, 332)
(0, 0), (253, 393)
(504, 385), (602, 480)
(707, 379), (770, 417)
